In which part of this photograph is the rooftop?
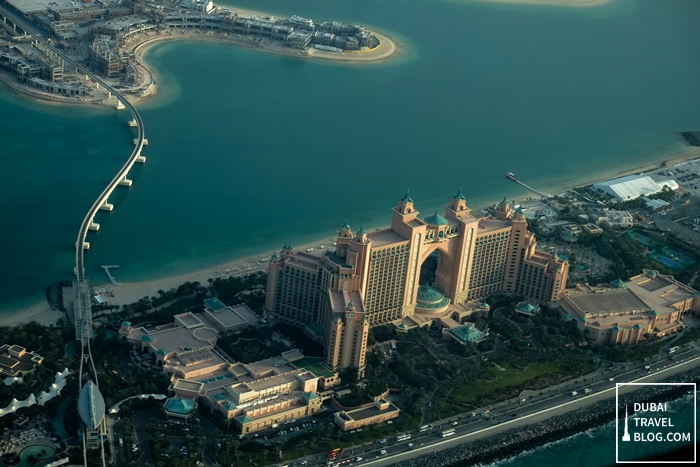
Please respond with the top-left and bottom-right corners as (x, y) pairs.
(366, 229), (406, 248)
(292, 357), (337, 379)
(449, 323), (487, 343)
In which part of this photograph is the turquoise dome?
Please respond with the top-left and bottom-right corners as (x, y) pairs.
(424, 211), (448, 227)
(416, 285), (445, 304)
(609, 279), (627, 289)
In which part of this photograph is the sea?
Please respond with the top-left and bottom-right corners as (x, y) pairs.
(488, 394), (697, 467)
(0, 0), (697, 462)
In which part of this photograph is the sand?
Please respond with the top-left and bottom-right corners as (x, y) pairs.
(4, 143), (700, 328)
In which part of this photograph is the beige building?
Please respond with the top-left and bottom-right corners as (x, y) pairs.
(333, 395), (400, 431)
(560, 270), (699, 345)
(266, 191), (569, 375)
(0, 345), (43, 378)
(119, 302), (338, 433)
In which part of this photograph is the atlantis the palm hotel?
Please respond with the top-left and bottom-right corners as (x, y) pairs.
(266, 191), (569, 378)
(120, 191), (700, 434)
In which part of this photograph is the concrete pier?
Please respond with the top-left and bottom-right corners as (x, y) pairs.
(118, 178), (133, 187)
(128, 120), (138, 127)
(116, 101), (125, 110)
(136, 155), (146, 163)
(133, 138), (149, 146)
(101, 265), (121, 286)
(99, 203), (114, 211)
(83, 242), (90, 250)
(89, 223), (100, 231)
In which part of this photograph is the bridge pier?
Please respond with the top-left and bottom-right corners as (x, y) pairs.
(89, 223), (100, 231)
(76, 241), (90, 250)
(99, 202), (114, 211)
(136, 155), (146, 163)
(118, 178), (133, 187)
(128, 119), (138, 127)
(116, 101), (125, 110)
(134, 138), (148, 145)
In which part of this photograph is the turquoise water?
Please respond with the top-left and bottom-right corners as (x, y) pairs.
(492, 394), (696, 467)
(2, 0), (700, 314)
(18, 444), (55, 467)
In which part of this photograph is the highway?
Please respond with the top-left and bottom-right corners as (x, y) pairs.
(352, 348), (700, 467)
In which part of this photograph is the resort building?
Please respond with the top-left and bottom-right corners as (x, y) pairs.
(119, 301), (338, 433)
(266, 191), (569, 375)
(593, 175), (670, 201)
(559, 270), (700, 345)
(0, 345), (43, 378)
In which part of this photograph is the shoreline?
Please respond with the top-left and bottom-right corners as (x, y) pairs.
(393, 362), (700, 467)
(0, 7), (400, 110)
(3, 145), (700, 328)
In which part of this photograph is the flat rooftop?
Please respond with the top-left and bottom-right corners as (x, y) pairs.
(477, 218), (511, 234)
(292, 357), (336, 379)
(346, 402), (399, 421)
(148, 325), (219, 352)
(367, 229), (406, 248)
(568, 289), (650, 316)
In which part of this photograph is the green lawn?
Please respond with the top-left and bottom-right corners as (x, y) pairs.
(437, 358), (598, 417)
(671, 326), (700, 347)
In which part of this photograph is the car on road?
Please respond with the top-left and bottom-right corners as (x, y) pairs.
(407, 443), (414, 448)
(571, 391), (577, 396)
(380, 450), (387, 455)
(584, 388), (592, 394)
(299, 461), (308, 466)
(379, 439), (387, 444)
(451, 421), (459, 426)
(609, 378), (614, 381)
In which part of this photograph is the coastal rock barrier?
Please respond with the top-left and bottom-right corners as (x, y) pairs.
(392, 367), (700, 467)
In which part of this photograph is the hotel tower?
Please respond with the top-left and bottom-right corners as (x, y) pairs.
(266, 191), (569, 376)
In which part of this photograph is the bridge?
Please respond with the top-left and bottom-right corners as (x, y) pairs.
(0, 3), (145, 466)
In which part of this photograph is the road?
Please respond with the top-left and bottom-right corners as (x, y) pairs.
(359, 349), (700, 467)
(289, 345), (700, 467)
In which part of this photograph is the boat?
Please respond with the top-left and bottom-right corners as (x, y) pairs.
(507, 172), (518, 182)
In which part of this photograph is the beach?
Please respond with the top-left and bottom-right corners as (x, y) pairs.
(3, 142), (700, 329)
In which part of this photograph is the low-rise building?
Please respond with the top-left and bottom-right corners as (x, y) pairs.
(589, 211), (634, 228)
(580, 223), (603, 235)
(120, 300), (340, 433)
(560, 224), (582, 243)
(560, 270), (699, 345)
(333, 395), (400, 431)
(0, 345), (43, 378)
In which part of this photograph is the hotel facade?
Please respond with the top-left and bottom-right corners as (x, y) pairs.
(266, 191), (569, 376)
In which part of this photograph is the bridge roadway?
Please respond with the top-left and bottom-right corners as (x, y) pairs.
(0, 1), (145, 344)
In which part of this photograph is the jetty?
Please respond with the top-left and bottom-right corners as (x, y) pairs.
(101, 265), (121, 286)
(507, 172), (549, 199)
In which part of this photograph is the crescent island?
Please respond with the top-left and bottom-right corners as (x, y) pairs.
(0, 0), (399, 106)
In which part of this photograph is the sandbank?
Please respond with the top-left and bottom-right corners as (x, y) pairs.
(465, 0), (612, 7)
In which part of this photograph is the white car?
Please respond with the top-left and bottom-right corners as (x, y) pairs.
(379, 439), (387, 444)
(609, 378), (614, 382)
(571, 391), (578, 396)
(380, 450), (387, 455)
